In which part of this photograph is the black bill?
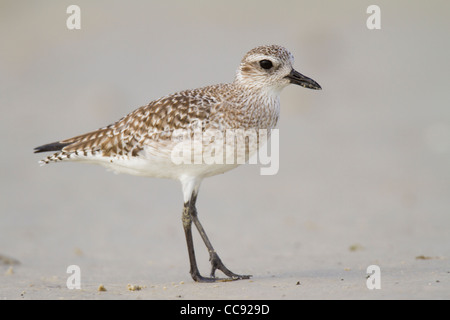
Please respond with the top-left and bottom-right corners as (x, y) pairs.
(285, 69), (322, 90)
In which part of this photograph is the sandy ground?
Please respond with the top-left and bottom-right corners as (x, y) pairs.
(1, 1), (449, 300)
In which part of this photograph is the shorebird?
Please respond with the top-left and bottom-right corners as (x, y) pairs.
(34, 45), (321, 282)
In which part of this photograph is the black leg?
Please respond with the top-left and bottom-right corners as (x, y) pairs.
(182, 192), (251, 282)
(182, 201), (202, 281)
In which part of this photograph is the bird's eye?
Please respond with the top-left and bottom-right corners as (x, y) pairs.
(259, 60), (273, 70)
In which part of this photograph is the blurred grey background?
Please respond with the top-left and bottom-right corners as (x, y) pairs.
(1, 1), (449, 299)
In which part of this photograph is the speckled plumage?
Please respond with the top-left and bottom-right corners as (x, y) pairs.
(34, 45), (321, 282)
(36, 45), (303, 179)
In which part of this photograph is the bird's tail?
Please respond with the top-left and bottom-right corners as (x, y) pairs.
(34, 142), (71, 154)
(34, 141), (72, 165)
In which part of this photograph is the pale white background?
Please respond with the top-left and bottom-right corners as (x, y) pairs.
(1, 0), (449, 299)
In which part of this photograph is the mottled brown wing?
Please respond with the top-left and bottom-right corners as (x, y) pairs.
(36, 88), (219, 163)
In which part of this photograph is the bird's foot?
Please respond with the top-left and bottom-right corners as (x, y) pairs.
(189, 251), (251, 283)
(209, 251), (251, 282)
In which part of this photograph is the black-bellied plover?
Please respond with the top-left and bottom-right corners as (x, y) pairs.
(34, 45), (321, 282)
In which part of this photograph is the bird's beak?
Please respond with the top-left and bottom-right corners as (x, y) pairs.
(285, 69), (322, 90)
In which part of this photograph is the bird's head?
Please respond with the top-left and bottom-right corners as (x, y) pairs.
(235, 45), (321, 95)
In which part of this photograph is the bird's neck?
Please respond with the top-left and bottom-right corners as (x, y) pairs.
(229, 82), (281, 130)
